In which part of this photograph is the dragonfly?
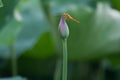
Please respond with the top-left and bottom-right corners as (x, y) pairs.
(63, 13), (80, 23)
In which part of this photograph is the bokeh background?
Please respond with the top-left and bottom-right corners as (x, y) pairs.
(0, 0), (120, 80)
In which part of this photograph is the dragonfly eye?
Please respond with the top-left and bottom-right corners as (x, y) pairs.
(63, 13), (68, 19)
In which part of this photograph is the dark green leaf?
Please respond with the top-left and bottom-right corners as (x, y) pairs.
(111, 0), (120, 11)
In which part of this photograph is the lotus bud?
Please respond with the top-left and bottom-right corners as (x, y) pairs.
(58, 15), (69, 39)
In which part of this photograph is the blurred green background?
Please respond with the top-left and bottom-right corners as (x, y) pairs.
(0, 0), (120, 80)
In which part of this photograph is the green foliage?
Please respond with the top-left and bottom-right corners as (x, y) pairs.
(0, 76), (27, 80)
(0, 0), (3, 7)
(0, 19), (22, 46)
(111, 0), (120, 10)
(52, 2), (120, 61)
(1, 0), (120, 79)
(0, 0), (19, 28)
(50, 0), (98, 12)
(0, 0), (54, 59)
(14, 0), (54, 58)
(23, 32), (55, 59)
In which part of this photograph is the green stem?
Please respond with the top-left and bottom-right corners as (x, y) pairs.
(54, 59), (62, 80)
(62, 38), (68, 80)
(10, 45), (17, 76)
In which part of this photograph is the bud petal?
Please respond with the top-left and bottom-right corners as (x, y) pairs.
(58, 15), (69, 39)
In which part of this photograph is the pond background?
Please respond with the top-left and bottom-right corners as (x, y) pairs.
(0, 0), (120, 80)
